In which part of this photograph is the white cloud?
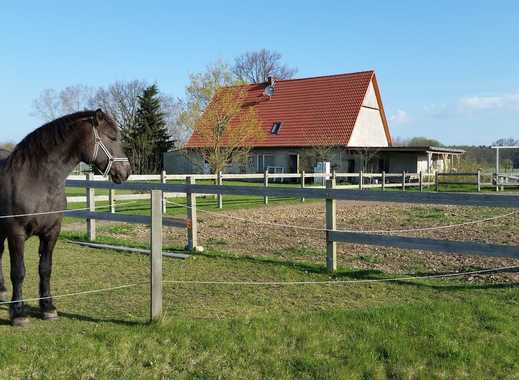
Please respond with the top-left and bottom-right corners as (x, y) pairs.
(390, 109), (411, 125)
(425, 92), (519, 118)
(459, 96), (503, 111)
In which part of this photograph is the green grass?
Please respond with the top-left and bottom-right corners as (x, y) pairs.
(0, 237), (517, 379)
(64, 193), (316, 223)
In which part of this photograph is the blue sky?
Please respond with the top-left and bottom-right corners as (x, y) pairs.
(1, 1), (518, 145)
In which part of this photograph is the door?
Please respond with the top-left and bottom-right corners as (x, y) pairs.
(288, 154), (299, 173)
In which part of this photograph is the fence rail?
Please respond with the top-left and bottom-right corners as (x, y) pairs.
(66, 171), (438, 208)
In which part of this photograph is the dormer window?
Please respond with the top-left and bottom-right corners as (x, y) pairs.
(271, 121), (282, 135)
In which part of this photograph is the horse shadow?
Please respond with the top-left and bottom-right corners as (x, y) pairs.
(0, 303), (145, 326)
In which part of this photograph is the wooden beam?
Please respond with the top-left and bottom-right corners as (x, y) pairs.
(217, 171), (223, 209)
(65, 180), (519, 209)
(150, 190), (163, 322)
(329, 231), (519, 259)
(67, 210), (186, 228)
(326, 179), (337, 272)
(67, 240), (190, 259)
(86, 173), (96, 241)
(186, 177), (200, 252)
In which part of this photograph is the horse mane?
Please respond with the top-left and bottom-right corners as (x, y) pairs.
(7, 110), (97, 169)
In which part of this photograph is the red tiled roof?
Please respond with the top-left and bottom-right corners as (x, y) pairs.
(186, 70), (391, 148)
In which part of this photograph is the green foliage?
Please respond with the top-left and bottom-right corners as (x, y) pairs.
(0, 142), (15, 152)
(406, 136), (443, 147)
(492, 137), (519, 146)
(124, 85), (174, 173)
(178, 61), (237, 134)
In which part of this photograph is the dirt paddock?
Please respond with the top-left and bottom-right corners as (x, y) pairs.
(68, 200), (519, 282)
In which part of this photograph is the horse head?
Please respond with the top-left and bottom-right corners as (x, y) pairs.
(84, 109), (131, 183)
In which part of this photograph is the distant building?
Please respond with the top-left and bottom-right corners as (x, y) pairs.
(165, 70), (463, 174)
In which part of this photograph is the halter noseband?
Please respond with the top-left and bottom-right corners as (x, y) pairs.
(90, 118), (129, 177)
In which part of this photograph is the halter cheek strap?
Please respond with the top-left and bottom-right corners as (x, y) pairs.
(90, 122), (129, 177)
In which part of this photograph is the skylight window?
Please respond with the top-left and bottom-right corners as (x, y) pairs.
(271, 121), (282, 135)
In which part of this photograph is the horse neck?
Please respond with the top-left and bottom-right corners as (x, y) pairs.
(16, 124), (86, 186)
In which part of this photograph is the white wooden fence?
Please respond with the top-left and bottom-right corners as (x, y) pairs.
(66, 170), (436, 210)
(65, 176), (519, 321)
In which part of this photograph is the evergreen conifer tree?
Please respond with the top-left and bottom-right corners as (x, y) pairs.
(128, 85), (174, 173)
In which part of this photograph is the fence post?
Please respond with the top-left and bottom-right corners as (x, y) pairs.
(264, 170), (269, 205)
(300, 170), (305, 203)
(86, 173), (96, 241)
(419, 171), (423, 192)
(186, 176), (201, 252)
(477, 170), (481, 192)
(109, 188), (115, 213)
(150, 190), (163, 322)
(381, 171), (386, 191)
(217, 171), (223, 209)
(325, 178), (337, 272)
(435, 171), (439, 192)
(161, 170), (167, 214)
(359, 171), (363, 190)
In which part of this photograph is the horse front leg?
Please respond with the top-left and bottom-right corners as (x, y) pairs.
(38, 228), (59, 320)
(8, 233), (28, 326)
(0, 235), (7, 302)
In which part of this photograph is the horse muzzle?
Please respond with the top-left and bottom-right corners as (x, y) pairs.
(110, 161), (131, 184)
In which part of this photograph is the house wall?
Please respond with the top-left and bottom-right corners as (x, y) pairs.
(386, 153), (418, 173)
(163, 150), (201, 174)
(163, 149), (458, 175)
(348, 108), (388, 146)
(347, 80), (389, 147)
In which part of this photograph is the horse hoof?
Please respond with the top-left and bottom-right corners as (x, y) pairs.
(42, 310), (59, 321)
(0, 291), (7, 302)
(11, 317), (30, 327)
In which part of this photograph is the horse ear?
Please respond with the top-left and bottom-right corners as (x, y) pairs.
(95, 109), (104, 123)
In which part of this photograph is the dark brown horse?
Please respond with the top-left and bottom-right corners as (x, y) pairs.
(0, 109), (130, 326)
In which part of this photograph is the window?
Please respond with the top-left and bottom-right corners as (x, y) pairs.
(271, 121), (282, 135)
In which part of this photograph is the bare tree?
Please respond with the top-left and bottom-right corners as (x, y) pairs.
(350, 147), (382, 173)
(493, 137), (519, 146)
(31, 85), (94, 122)
(233, 49), (297, 83)
(91, 80), (147, 133)
(189, 86), (265, 174)
(160, 94), (191, 146)
(175, 61), (237, 148)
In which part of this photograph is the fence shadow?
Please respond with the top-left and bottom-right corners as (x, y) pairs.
(195, 250), (385, 279)
(194, 251), (519, 290)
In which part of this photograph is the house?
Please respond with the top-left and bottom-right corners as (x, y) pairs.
(165, 70), (463, 174)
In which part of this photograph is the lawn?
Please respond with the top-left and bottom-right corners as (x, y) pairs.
(0, 238), (517, 379)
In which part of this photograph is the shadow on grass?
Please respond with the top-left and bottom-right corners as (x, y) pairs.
(0, 304), (145, 326)
(195, 250), (385, 279)
(195, 250), (519, 291)
(59, 234), (518, 294)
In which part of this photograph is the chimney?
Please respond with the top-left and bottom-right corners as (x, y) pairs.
(267, 76), (275, 87)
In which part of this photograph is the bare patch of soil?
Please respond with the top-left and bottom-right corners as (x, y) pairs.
(64, 201), (519, 282)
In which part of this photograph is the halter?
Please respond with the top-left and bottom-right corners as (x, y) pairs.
(90, 119), (129, 177)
